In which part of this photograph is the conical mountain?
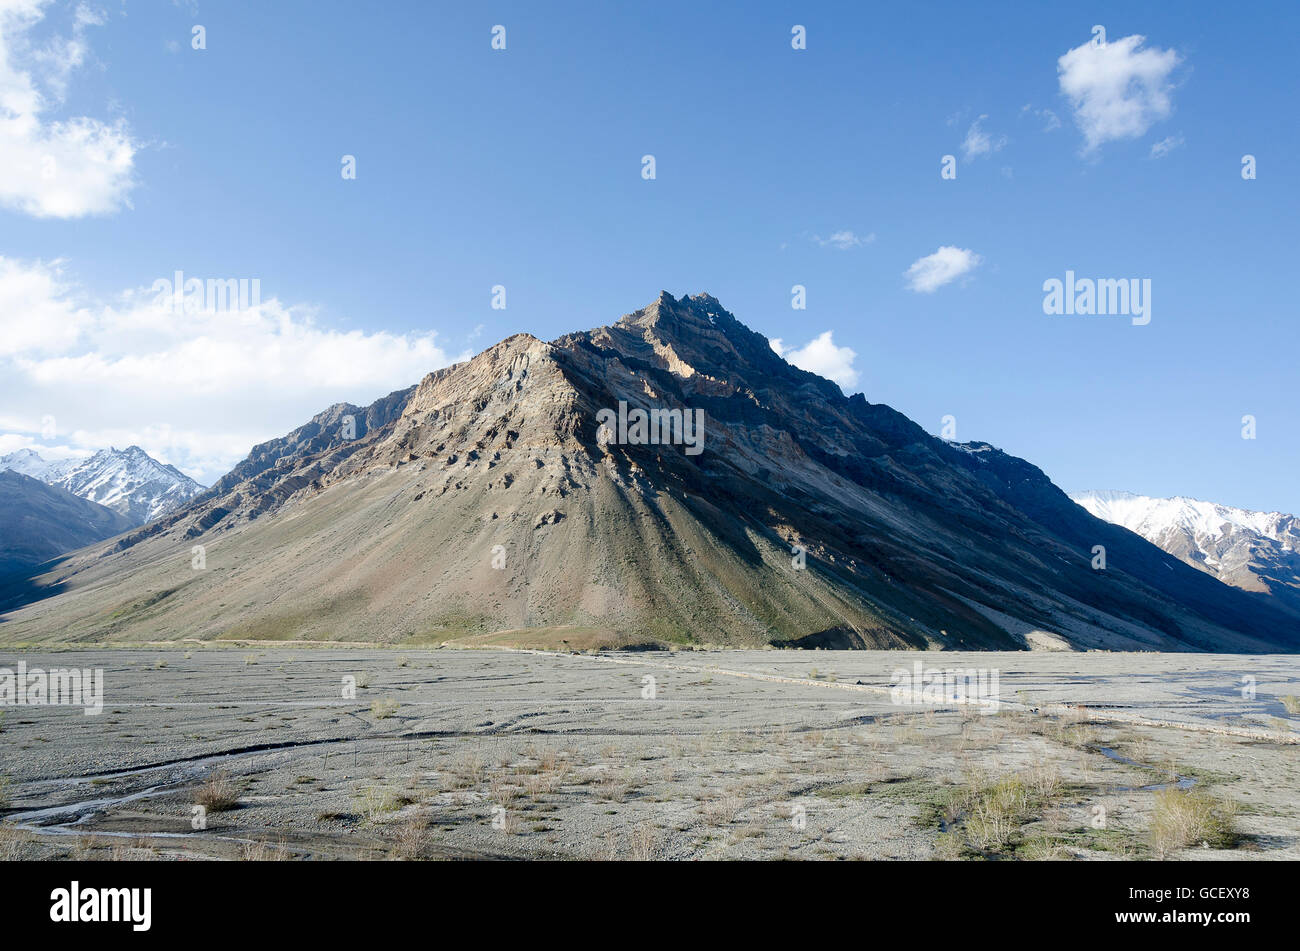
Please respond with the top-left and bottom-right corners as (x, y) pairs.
(3, 292), (1296, 651)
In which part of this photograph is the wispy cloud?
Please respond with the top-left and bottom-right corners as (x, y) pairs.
(0, 0), (139, 218)
(1057, 33), (1181, 154)
(812, 230), (875, 250)
(904, 246), (982, 293)
(961, 115), (1006, 160)
(0, 258), (469, 483)
(1149, 134), (1184, 159)
(770, 331), (859, 390)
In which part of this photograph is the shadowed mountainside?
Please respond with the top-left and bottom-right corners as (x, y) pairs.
(0, 471), (134, 579)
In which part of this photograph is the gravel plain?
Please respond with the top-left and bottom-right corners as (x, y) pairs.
(1, 647), (1297, 861)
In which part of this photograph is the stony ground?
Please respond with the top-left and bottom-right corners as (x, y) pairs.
(0, 648), (1297, 861)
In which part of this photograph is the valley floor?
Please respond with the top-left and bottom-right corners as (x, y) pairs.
(0, 648), (1297, 861)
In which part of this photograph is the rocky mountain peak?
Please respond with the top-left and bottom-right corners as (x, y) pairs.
(0, 445), (204, 526)
(9, 294), (1298, 652)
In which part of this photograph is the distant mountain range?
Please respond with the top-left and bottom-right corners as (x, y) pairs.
(0, 446), (205, 526)
(3, 292), (1296, 651)
(0, 471), (134, 578)
(1071, 490), (1300, 617)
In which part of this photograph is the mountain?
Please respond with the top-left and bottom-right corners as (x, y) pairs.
(1072, 489), (1300, 617)
(0, 446), (206, 526)
(0, 447), (55, 479)
(0, 471), (135, 578)
(2, 292), (1297, 650)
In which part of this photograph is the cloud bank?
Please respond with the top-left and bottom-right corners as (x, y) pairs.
(0, 258), (469, 483)
(0, 0), (138, 218)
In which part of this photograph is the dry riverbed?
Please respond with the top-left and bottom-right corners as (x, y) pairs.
(1, 648), (1297, 861)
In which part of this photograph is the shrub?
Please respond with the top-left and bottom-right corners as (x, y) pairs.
(1150, 788), (1237, 856)
(194, 771), (241, 812)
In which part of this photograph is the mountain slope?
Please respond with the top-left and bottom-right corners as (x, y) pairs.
(0, 447), (206, 525)
(2, 292), (1296, 651)
(0, 471), (135, 578)
(1072, 489), (1300, 616)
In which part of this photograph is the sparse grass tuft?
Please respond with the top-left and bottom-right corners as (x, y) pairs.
(1280, 695), (1300, 715)
(370, 698), (399, 719)
(355, 786), (405, 822)
(451, 748), (486, 788)
(595, 772), (630, 803)
(241, 839), (292, 861)
(1028, 763), (1061, 799)
(194, 771), (240, 812)
(1149, 788), (1238, 857)
(390, 812), (428, 859)
(965, 775), (1031, 852)
(629, 823), (658, 860)
(917, 768), (1073, 859)
(1018, 834), (1070, 861)
(701, 791), (744, 826)
(933, 829), (968, 860)
(489, 776), (520, 808)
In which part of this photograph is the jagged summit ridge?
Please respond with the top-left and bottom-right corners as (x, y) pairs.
(0, 446), (205, 526)
(3, 292), (1297, 652)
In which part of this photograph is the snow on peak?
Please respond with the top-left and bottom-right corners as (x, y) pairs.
(1, 446), (205, 526)
(1071, 489), (1289, 543)
(0, 448), (53, 478)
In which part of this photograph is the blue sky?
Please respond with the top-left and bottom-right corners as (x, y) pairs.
(1, 0), (1296, 514)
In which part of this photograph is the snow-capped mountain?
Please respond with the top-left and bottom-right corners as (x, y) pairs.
(0, 447), (57, 479)
(1071, 489), (1300, 616)
(0, 447), (206, 526)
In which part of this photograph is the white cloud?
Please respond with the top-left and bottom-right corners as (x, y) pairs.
(961, 115), (1006, 160)
(0, 0), (138, 218)
(0, 256), (92, 354)
(770, 331), (859, 390)
(1149, 134), (1184, 159)
(0, 258), (469, 484)
(0, 430), (85, 461)
(1057, 34), (1180, 154)
(813, 230), (875, 250)
(904, 246), (982, 293)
